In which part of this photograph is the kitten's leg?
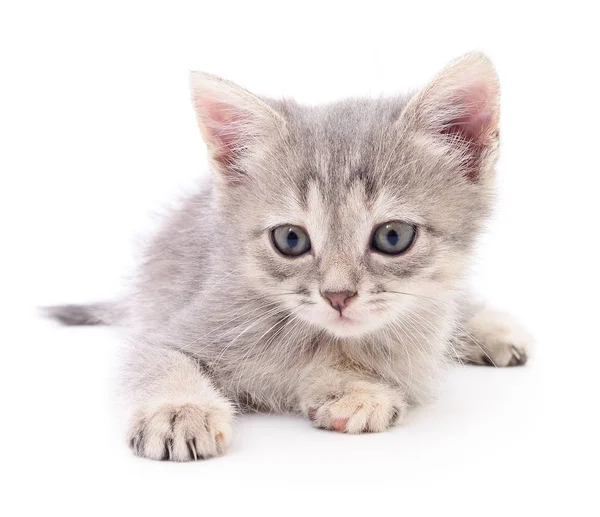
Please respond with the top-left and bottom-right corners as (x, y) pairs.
(455, 305), (533, 367)
(121, 342), (234, 461)
(297, 365), (408, 434)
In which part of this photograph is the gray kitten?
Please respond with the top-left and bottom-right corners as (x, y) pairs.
(46, 52), (532, 461)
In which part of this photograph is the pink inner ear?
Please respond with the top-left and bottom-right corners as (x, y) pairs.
(442, 110), (494, 144)
(440, 84), (497, 145)
(190, 72), (284, 182)
(437, 83), (498, 181)
(198, 98), (246, 166)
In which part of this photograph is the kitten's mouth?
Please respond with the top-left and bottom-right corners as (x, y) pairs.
(330, 311), (360, 327)
(321, 311), (370, 338)
(304, 303), (375, 337)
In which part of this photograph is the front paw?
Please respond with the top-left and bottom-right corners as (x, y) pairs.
(127, 401), (233, 461)
(302, 380), (407, 434)
(465, 309), (533, 367)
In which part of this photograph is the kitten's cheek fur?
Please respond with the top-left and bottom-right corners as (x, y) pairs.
(127, 401), (234, 461)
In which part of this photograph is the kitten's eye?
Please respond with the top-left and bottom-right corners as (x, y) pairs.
(372, 221), (416, 255)
(271, 225), (311, 257)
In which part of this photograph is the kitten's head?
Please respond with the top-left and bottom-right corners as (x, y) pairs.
(190, 53), (499, 338)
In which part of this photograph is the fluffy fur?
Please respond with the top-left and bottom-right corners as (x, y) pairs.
(47, 52), (532, 461)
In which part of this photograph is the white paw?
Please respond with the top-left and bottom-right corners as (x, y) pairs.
(465, 309), (533, 367)
(303, 380), (407, 434)
(127, 401), (233, 461)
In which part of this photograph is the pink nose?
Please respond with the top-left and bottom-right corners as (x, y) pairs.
(321, 291), (357, 312)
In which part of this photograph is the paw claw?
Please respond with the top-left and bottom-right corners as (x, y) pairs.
(130, 430), (144, 456)
(509, 344), (528, 366)
(389, 406), (403, 425)
(187, 439), (198, 461)
(510, 345), (521, 360)
(165, 438), (174, 461)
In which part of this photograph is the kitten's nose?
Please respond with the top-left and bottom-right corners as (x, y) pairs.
(321, 291), (357, 313)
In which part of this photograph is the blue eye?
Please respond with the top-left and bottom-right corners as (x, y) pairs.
(272, 225), (311, 257)
(372, 221), (416, 255)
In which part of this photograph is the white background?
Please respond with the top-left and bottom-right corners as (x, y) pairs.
(1, 1), (598, 515)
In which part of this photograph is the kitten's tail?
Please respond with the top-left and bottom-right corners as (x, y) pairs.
(41, 301), (123, 326)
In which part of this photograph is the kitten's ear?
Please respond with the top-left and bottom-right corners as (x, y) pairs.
(189, 72), (286, 182)
(400, 52), (500, 181)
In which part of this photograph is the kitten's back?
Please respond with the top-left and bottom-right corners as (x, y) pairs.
(130, 181), (220, 328)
